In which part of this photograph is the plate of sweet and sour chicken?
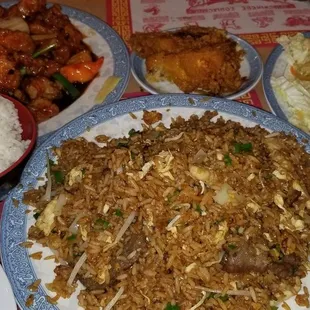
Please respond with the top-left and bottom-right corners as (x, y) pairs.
(0, 0), (130, 136)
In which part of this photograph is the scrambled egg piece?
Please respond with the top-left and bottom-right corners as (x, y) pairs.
(279, 213), (305, 232)
(36, 196), (65, 236)
(154, 151), (174, 180)
(68, 167), (84, 186)
(189, 164), (217, 186)
(97, 264), (112, 284)
(79, 224), (88, 241)
(214, 221), (228, 245)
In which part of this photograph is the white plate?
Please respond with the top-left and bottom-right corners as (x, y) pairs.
(0, 265), (16, 310)
(263, 32), (310, 121)
(131, 33), (263, 100)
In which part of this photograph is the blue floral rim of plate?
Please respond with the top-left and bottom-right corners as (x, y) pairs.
(263, 32), (310, 121)
(1, 94), (310, 310)
(2, 1), (130, 137)
(131, 33), (263, 100)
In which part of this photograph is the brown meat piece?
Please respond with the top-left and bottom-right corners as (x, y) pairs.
(0, 29), (35, 54)
(222, 242), (270, 274)
(23, 76), (62, 100)
(269, 254), (301, 279)
(0, 54), (21, 92)
(130, 26), (227, 58)
(28, 97), (59, 123)
(79, 233), (147, 290)
(143, 110), (162, 126)
(222, 242), (301, 279)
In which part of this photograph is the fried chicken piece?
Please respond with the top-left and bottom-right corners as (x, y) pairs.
(28, 97), (59, 123)
(0, 29), (35, 54)
(146, 42), (245, 94)
(130, 26), (227, 58)
(0, 54), (21, 92)
(23, 76), (62, 100)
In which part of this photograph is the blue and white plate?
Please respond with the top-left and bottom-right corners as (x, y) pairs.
(2, 2), (130, 137)
(131, 33), (263, 100)
(263, 32), (310, 120)
(1, 94), (309, 310)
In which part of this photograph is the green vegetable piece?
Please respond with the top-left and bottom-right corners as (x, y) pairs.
(115, 209), (123, 217)
(20, 66), (27, 75)
(227, 244), (237, 250)
(67, 234), (77, 241)
(270, 306), (278, 310)
(33, 43), (57, 58)
(224, 154), (232, 166)
(234, 142), (253, 154)
(53, 171), (64, 184)
(165, 302), (180, 310)
(207, 292), (216, 299)
(219, 294), (229, 302)
(195, 204), (203, 215)
(52, 72), (80, 100)
(33, 212), (40, 220)
(128, 129), (139, 137)
(95, 219), (110, 229)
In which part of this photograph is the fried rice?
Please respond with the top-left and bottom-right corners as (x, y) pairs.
(23, 111), (310, 310)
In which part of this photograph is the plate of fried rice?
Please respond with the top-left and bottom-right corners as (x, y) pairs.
(1, 94), (310, 310)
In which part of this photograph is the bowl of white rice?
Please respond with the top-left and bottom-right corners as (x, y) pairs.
(0, 95), (37, 179)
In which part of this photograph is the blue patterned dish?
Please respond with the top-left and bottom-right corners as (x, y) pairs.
(1, 94), (309, 310)
(1, 1), (130, 137)
(263, 32), (310, 120)
(131, 34), (263, 100)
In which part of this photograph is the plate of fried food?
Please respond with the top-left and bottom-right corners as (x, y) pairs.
(263, 32), (310, 135)
(0, 0), (130, 137)
(2, 94), (310, 310)
(130, 26), (263, 99)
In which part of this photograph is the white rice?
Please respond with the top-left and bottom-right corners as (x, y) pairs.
(0, 97), (30, 174)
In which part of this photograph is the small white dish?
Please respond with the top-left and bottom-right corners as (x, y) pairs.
(131, 33), (263, 100)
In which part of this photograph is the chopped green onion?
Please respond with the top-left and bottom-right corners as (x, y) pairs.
(115, 209), (123, 217)
(195, 204), (203, 215)
(53, 171), (64, 184)
(67, 234), (77, 241)
(33, 212), (40, 220)
(234, 142), (253, 154)
(52, 72), (80, 100)
(20, 66), (27, 75)
(128, 129), (139, 137)
(207, 292), (216, 299)
(165, 303), (180, 310)
(219, 294), (229, 302)
(224, 154), (232, 166)
(227, 244), (237, 250)
(95, 219), (110, 229)
(270, 307), (278, 310)
(32, 42), (57, 58)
